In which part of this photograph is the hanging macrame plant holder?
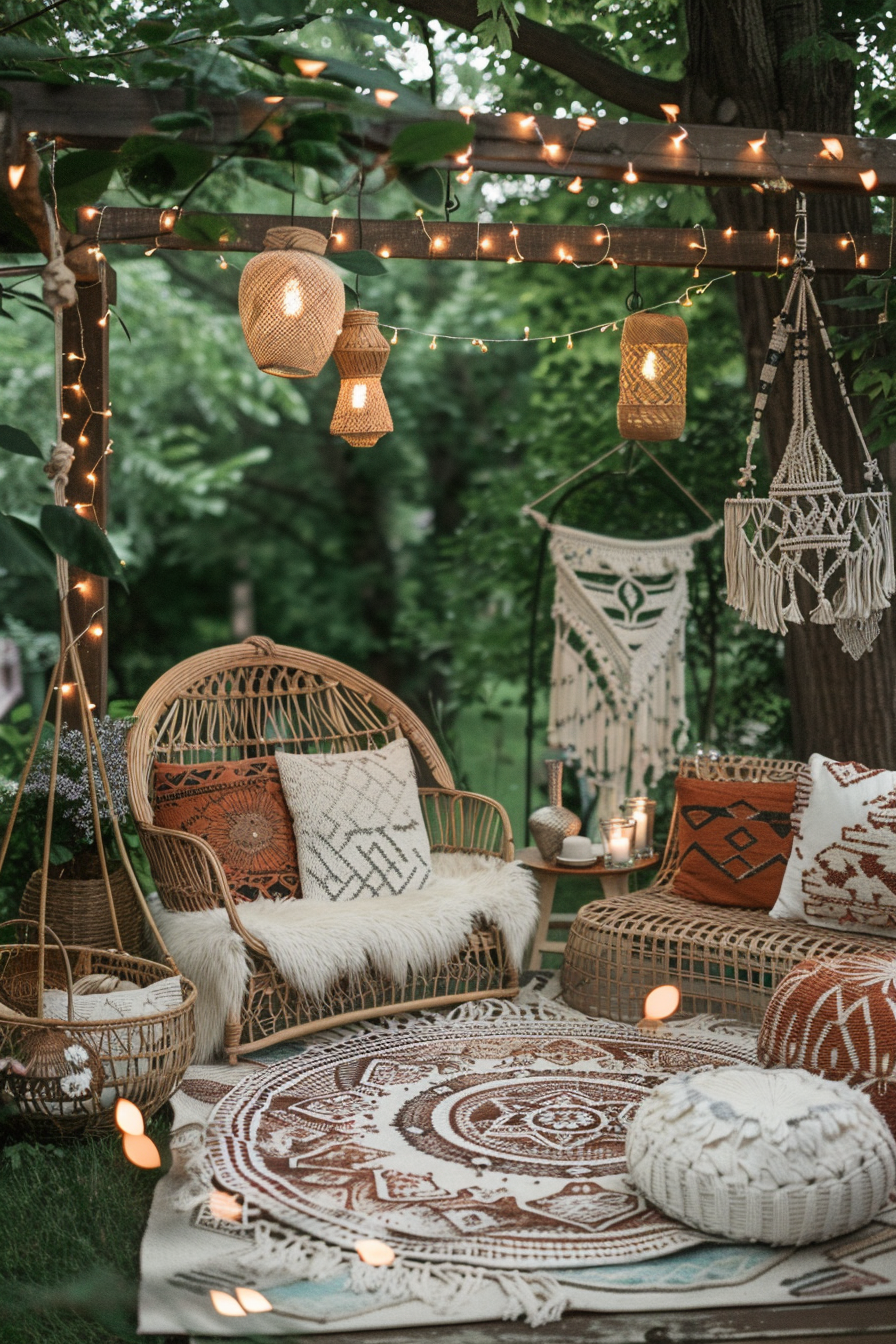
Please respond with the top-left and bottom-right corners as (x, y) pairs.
(725, 199), (894, 660)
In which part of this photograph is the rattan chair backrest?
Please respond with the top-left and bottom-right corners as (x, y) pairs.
(127, 636), (453, 825)
(655, 753), (806, 889)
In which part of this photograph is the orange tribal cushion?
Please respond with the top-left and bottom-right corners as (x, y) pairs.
(672, 777), (796, 909)
(758, 953), (896, 1135)
(153, 757), (301, 902)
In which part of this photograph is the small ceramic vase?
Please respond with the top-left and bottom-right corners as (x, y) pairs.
(528, 760), (581, 863)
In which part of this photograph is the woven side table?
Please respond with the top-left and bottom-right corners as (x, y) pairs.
(516, 847), (658, 971)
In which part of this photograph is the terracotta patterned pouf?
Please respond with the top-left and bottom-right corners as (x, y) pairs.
(758, 953), (896, 1133)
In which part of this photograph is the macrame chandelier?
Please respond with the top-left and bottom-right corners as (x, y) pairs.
(725, 198), (894, 660)
(617, 312), (688, 442)
(238, 227), (345, 378)
(329, 309), (393, 447)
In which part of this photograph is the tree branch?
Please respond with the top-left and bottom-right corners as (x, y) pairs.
(406, 0), (681, 119)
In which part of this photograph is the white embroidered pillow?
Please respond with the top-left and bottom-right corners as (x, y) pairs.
(771, 754), (896, 937)
(276, 739), (432, 902)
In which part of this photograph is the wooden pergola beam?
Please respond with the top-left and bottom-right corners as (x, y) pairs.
(6, 80), (895, 196)
(84, 207), (884, 275)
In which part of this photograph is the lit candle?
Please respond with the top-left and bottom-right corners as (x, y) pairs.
(609, 823), (631, 866)
(638, 984), (681, 1034)
(632, 807), (648, 853)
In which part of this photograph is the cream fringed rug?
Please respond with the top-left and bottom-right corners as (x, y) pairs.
(139, 979), (896, 1338)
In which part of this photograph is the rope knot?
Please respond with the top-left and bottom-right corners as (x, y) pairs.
(44, 439), (75, 488)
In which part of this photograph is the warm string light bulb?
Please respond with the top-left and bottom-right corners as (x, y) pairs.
(566, 335), (573, 349)
(459, 105), (475, 122)
(295, 58), (327, 77)
(623, 163), (638, 183)
(748, 132), (767, 152)
(375, 89), (399, 107)
(567, 176), (583, 193)
(577, 115), (596, 131)
(457, 166), (474, 184)
(860, 168), (878, 191)
(660, 103), (680, 123)
(390, 329), (398, 344)
(821, 137), (844, 161)
(7, 164), (25, 190)
(378, 247), (390, 258)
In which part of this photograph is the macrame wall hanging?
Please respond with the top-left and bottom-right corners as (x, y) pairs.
(525, 445), (718, 819)
(725, 196), (894, 660)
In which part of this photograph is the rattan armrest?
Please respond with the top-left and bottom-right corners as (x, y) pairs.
(418, 788), (513, 862)
(136, 822), (268, 956)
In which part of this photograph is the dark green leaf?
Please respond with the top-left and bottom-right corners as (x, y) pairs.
(174, 212), (237, 245)
(242, 159), (298, 193)
(330, 250), (387, 276)
(397, 165), (445, 210)
(39, 506), (128, 589)
(281, 110), (342, 143)
(134, 18), (178, 43)
(0, 191), (40, 253)
(151, 110), (214, 132)
(0, 35), (54, 60)
(49, 843), (74, 865)
(43, 149), (118, 230)
(0, 514), (56, 580)
(119, 137), (213, 199)
(389, 120), (473, 166)
(0, 424), (43, 459)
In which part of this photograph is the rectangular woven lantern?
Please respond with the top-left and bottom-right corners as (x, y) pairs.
(330, 309), (393, 447)
(617, 312), (688, 442)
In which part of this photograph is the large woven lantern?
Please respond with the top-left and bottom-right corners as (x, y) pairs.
(617, 312), (688, 441)
(330, 309), (393, 447)
(238, 227), (345, 378)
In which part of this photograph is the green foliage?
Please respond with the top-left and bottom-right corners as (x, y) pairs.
(0, 425), (44, 460)
(39, 506), (128, 588)
(0, 514), (56, 580)
(389, 120), (472, 166)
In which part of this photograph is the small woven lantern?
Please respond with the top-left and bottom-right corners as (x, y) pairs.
(617, 312), (688, 441)
(330, 309), (393, 448)
(238, 227), (345, 378)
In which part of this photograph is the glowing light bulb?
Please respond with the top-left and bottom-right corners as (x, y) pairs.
(577, 116), (596, 131)
(594, 232), (605, 244)
(295, 58), (327, 78)
(234, 1288), (272, 1314)
(680, 293), (693, 307)
(660, 103), (680, 123)
(115, 1098), (144, 1136)
(641, 349), (657, 380)
(432, 236), (446, 250)
(210, 1291), (246, 1318)
(98, 314), (108, 327)
(351, 382), (368, 410)
(356, 1239), (396, 1267)
(724, 226), (735, 238)
(457, 166), (473, 183)
(282, 279), (303, 317)
(480, 237), (492, 250)
(779, 255), (790, 266)
(840, 237), (850, 248)
(860, 169), (878, 191)
(429, 336), (437, 349)
(82, 207), (99, 221)
(767, 228), (776, 240)
(378, 247), (390, 257)
(519, 115), (536, 129)
(333, 232), (344, 243)
(375, 89), (399, 107)
(60, 683), (73, 696)
(390, 330), (398, 344)
(638, 983), (681, 1033)
(821, 137), (843, 161)
(567, 176), (583, 193)
(7, 165), (25, 189)
(748, 133), (767, 152)
(524, 326), (530, 339)
(87, 472), (96, 483)
(623, 162), (638, 183)
(544, 143), (560, 157)
(217, 255), (228, 269)
(566, 335), (573, 349)
(159, 210), (177, 232)
(89, 624), (104, 638)
(509, 228), (519, 237)
(459, 105), (475, 122)
(122, 1133), (161, 1168)
(671, 129), (688, 147)
(264, 95), (284, 103)
(858, 253), (868, 267)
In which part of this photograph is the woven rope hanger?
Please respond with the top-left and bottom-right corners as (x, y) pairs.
(725, 194), (895, 660)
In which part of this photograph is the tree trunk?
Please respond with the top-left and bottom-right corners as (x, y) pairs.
(685, 0), (895, 766)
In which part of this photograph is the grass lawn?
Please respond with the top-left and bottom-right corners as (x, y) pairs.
(0, 1114), (170, 1344)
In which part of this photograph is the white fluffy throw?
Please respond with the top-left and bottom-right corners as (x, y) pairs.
(152, 853), (539, 1062)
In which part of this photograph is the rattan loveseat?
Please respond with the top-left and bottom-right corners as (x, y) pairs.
(127, 636), (517, 1060)
(562, 753), (892, 1025)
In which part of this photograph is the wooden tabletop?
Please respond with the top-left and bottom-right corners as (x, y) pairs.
(515, 845), (661, 877)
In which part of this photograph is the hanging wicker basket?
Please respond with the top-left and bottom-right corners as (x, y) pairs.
(0, 921), (195, 1136)
(238, 226), (345, 379)
(20, 861), (144, 954)
(329, 309), (393, 447)
(617, 312), (688, 442)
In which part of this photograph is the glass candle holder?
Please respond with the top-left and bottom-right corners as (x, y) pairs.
(624, 797), (656, 857)
(599, 817), (636, 868)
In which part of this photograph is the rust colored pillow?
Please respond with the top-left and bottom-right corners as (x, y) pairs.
(672, 777), (796, 909)
(152, 757), (300, 902)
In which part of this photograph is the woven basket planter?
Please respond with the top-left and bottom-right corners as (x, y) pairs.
(0, 935), (195, 1136)
(238, 226), (345, 378)
(617, 311), (687, 441)
(330, 309), (393, 447)
(20, 863), (144, 954)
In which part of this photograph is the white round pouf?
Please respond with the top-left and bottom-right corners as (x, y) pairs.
(626, 1066), (896, 1246)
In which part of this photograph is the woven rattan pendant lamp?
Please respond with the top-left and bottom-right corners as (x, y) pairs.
(617, 312), (688, 441)
(239, 227), (345, 378)
(330, 309), (393, 447)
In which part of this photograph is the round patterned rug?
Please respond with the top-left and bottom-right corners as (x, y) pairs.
(206, 1018), (756, 1269)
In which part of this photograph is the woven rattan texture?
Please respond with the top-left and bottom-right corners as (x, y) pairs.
(238, 227), (344, 378)
(0, 944), (194, 1135)
(19, 865), (144, 954)
(618, 312), (687, 442)
(561, 754), (895, 1024)
(127, 637), (517, 1053)
(330, 309), (393, 446)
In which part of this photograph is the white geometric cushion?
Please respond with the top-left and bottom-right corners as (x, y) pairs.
(276, 739), (432, 902)
(771, 754), (896, 937)
(626, 1066), (896, 1245)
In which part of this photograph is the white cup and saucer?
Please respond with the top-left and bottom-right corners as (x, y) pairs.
(555, 835), (599, 866)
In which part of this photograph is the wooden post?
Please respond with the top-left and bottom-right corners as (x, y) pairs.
(60, 263), (115, 726)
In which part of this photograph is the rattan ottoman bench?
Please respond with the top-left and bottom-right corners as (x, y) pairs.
(561, 753), (895, 1025)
